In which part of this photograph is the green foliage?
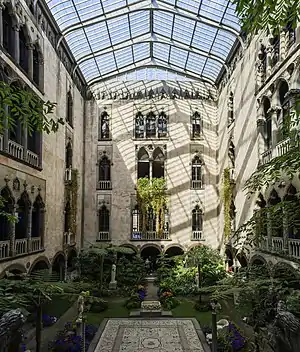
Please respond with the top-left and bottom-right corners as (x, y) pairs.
(286, 290), (300, 318)
(222, 168), (233, 240)
(160, 293), (180, 310)
(136, 177), (167, 235)
(232, 0), (300, 35)
(125, 293), (141, 309)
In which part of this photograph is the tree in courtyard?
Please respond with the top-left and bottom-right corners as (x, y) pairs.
(232, 0), (300, 35)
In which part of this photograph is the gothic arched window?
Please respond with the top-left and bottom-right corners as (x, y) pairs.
(100, 109), (110, 140)
(135, 111), (144, 138)
(278, 80), (289, 141)
(3, 7), (14, 57)
(228, 92), (234, 125)
(157, 110), (168, 137)
(152, 147), (165, 179)
(31, 195), (45, 239)
(19, 27), (29, 73)
(33, 45), (40, 86)
(99, 205), (109, 232)
(15, 191), (31, 240)
(191, 156), (203, 189)
(0, 187), (14, 243)
(64, 201), (71, 233)
(99, 155), (111, 182)
(191, 110), (201, 139)
(263, 97), (272, 150)
(66, 90), (73, 127)
(137, 147), (150, 179)
(192, 205), (203, 232)
(66, 142), (73, 169)
(146, 110), (156, 138)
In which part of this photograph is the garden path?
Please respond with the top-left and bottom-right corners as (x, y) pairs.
(89, 318), (211, 352)
(25, 303), (77, 352)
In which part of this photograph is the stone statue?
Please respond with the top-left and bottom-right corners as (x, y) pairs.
(0, 309), (27, 352)
(76, 293), (85, 323)
(109, 263), (117, 289)
(195, 272), (200, 288)
(268, 300), (300, 352)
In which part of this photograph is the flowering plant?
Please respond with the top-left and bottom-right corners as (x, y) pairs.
(41, 314), (57, 327)
(227, 322), (246, 351)
(137, 285), (146, 301)
(162, 291), (173, 297)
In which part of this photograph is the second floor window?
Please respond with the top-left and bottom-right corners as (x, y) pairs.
(191, 110), (202, 139)
(66, 90), (73, 127)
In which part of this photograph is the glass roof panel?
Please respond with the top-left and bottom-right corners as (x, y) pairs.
(46, 0), (241, 85)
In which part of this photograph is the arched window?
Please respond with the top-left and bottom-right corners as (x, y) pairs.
(228, 92), (234, 125)
(152, 147), (165, 179)
(228, 141), (235, 170)
(278, 80), (289, 141)
(157, 109), (168, 137)
(191, 155), (203, 189)
(284, 185), (300, 239)
(0, 187), (14, 242)
(99, 155), (111, 181)
(66, 142), (73, 169)
(255, 193), (268, 241)
(137, 147), (150, 179)
(132, 205), (141, 233)
(3, 7), (14, 57)
(135, 111), (144, 138)
(31, 195), (45, 238)
(268, 189), (282, 238)
(147, 207), (156, 232)
(66, 90), (73, 127)
(15, 191), (31, 240)
(99, 205), (109, 232)
(263, 97), (272, 150)
(192, 205), (203, 232)
(191, 110), (201, 139)
(99, 109), (110, 140)
(64, 201), (71, 233)
(19, 27), (29, 73)
(33, 45), (40, 86)
(146, 110), (156, 138)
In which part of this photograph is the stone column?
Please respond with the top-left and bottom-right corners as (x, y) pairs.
(149, 159), (153, 179)
(27, 43), (34, 80)
(256, 107), (265, 165)
(269, 106), (281, 150)
(286, 89), (300, 145)
(0, 3), (4, 47)
(266, 41), (273, 77)
(3, 106), (9, 152)
(267, 212), (273, 251)
(282, 208), (289, 252)
(12, 25), (20, 64)
(64, 256), (68, 281)
(280, 29), (287, 61)
(27, 206), (32, 252)
(10, 205), (17, 257)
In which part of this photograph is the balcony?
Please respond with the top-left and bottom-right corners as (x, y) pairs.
(258, 236), (300, 260)
(97, 180), (112, 190)
(0, 135), (41, 168)
(191, 180), (203, 190)
(97, 231), (110, 241)
(63, 232), (76, 247)
(0, 237), (43, 261)
(261, 138), (290, 165)
(191, 231), (204, 241)
(131, 231), (170, 241)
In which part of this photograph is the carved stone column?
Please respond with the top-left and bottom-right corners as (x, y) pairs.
(10, 205), (17, 257)
(27, 43), (34, 80)
(149, 159), (153, 180)
(269, 106), (281, 150)
(27, 206), (32, 252)
(12, 25), (20, 64)
(256, 115), (265, 166)
(280, 29), (287, 61)
(266, 41), (273, 77)
(282, 207), (289, 252)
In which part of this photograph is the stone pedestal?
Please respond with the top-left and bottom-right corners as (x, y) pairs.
(109, 280), (117, 289)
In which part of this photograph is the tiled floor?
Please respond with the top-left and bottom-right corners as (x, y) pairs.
(94, 319), (206, 352)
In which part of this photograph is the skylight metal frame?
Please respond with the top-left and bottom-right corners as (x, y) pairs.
(46, 0), (242, 85)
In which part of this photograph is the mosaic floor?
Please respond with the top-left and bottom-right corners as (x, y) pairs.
(94, 319), (206, 352)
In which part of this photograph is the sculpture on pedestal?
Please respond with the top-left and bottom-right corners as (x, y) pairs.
(109, 263), (117, 289)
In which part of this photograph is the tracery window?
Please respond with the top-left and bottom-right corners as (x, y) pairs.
(135, 109), (168, 139)
(191, 156), (203, 189)
(15, 191), (31, 240)
(137, 147), (150, 179)
(191, 110), (202, 139)
(268, 189), (283, 238)
(98, 205), (109, 232)
(157, 110), (168, 137)
(146, 110), (156, 138)
(33, 46), (40, 86)
(137, 147), (165, 179)
(135, 111), (144, 138)
(31, 195), (45, 238)
(99, 109), (110, 140)
(19, 27), (29, 73)
(278, 80), (289, 141)
(192, 205), (203, 232)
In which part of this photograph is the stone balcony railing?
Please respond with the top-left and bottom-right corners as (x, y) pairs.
(191, 180), (203, 190)
(63, 232), (76, 246)
(0, 237), (43, 261)
(191, 231), (203, 241)
(258, 236), (300, 260)
(97, 231), (110, 241)
(97, 180), (112, 190)
(261, 138), (290, 165)
(0, 135), (41, 168)
(131, 231), (170, 241)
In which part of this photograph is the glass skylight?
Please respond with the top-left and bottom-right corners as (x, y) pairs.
(46, 0), (241, 86)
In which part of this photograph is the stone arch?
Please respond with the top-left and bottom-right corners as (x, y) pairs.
(119, 243), (138, 254)
(67, 248), (78, 272)
(52, 251), (66, 265)
(29, 256), (50, 274)
(140, 243), (162, 259)
(187, 243), (205, 252)
(250, 254), (268, 266)
(236, 253), (248, 267)
(276, 78), (289, 104)
(0, 263), (27, 279)
(52, 252), (65, 281)
(164, 245), (185, 257)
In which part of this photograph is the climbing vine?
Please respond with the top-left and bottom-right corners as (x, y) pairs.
(65, 169), (79, 235)
(222, 168), (232, 240)
(136, 177), (167, 236)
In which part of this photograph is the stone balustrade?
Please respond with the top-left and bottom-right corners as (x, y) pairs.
(0, 237), (43, 261)
(191, 231), (203, 241)
(63, 232), (76, 246)
(191, 180), (202, 190)
(97, 231), (110, 241)
(97, 180), (112, 190)
(131, 231), (170, 241)
(8, 140), (24, 159)
(258, 237), (300, 260)
(261, 138), (290, 165)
